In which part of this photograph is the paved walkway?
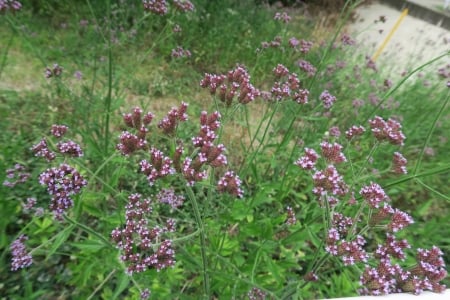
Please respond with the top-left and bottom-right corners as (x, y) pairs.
(349, 1), (450, 74)
(381, 0), (450, 29)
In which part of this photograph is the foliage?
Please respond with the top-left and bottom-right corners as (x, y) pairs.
(1, 0), (449, 299)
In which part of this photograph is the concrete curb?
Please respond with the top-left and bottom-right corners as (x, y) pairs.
(380, 0), (450, 30)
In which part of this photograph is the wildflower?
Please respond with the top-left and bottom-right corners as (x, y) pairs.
(140, 288), (151, 300)
(369, 116), (406, 145)
(57, 140), (83, 157)
(392, 152), (407, 174)
(111, 193), (175, 274)
(366, 56), (378, 72)
(304, 272), (319, 282)
(22, 197), (37, 213)
(0, 0), (22, 13)
(274, 12), (291, 23)
(285, 206), (296, 225)
(288, 37), (299, 48)
(10, 235), (32, 271)
(39, 163), (88, 219)
(156, 188), (185, 209)
(173, 0), (194, 12)
(341, 33), (355, 46)
(299, 39), (313, 54)
(332, 212), (353, 235)
(293, 89), (309, 104)
(247, 287), (266, 300)
(388, 209), (413, 232)
(295, 148), (319, 170)
(140, 148), (175, 185)
(31, 138), (56, 161)
(74, 71), (83, 80)
(273, 64), (289, 77)
(171, 46), (191, 58)
(217, 171), (243, 198)
(201, 66), (259, 105)
(3, 164), (30, 187)
(44, 63), (63, 78)
(320, 141), (346, 164)
(158, 102), (189, 135)
(329, 126), (341, 137)
(117, 131), (147, 156)
(297, 59), (316, 77)
(319, 90), (337, 109)
(312, 165), (347, 196)
(79, 19), (89, 27)
(360, 182), (389, 208)
(50, 124), (68, 138)
(173, 24), (182, 33)
(142, 0), (168, 15)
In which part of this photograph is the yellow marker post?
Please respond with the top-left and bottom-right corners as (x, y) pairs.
(372, 8), (409, 61)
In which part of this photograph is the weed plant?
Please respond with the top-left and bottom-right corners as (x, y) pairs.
(1, 0), (449, 299)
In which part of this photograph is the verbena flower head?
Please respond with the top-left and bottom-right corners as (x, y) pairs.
(171, 46), (191, 58)
(274, 11), (291, 23)
(142, 0), (168, 15)
(0, 0), (22, 13)
(297, 59), (316, 77)
(285, 206), (296, 226)
(156, 188), (185, 209)
(392, 152), (407, 174)
(44, 63), (63, 78)
(295, 148), (319, 170)
(217, 171), (243, 198)
(140, 148), (175, 185)
(111, 193), (175, 274)
(312, 165), (347, 196)
(31, 138), (56, 161)
(3, 164), (30, 187)
(369, 116), (406, 145)
(39, 163), (88, 220)
(320, 141), (346, 164)
(345, 125), (365, 140)
(57, 140), (83, 157)
(319, 90), (337, 109)
(10, 234), (32, 271)
(360, 182), (389, 208)
(247, 287), (266, 300)
(50, 124), (68, 138)
(173, 0), (195, 12)
(158, 102), (188, 135)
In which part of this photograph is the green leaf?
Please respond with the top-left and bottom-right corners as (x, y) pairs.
(112, 272), (130, 300)
(71, 239), (106, 252)
(46, 224), (75, 258)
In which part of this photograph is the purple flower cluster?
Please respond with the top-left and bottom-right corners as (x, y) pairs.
(297, 59), (316, 77)
(360, 182), (389, 208)
(285, 206), (296, 226)
(320, 142), (346, 164)
(158, 102), (188, 135)
(156, 188), (185, 209)
(140, 148), (175, 185)
(140, 288), (151, 300)
(111, 193), (175, 274)
(319, 90), (337, 109)
(142, 0), (168, 15)
(3, 164), (30, 187)
(247, 287), (266, 300)
(345, 125), (365, 140)
(0, 0), (21, 13)
(369, 116), (406, 145)
(295, 148), (319, 170)
(261, 36), (282, 49)
(117, 107), (154, 155)
(171, 46), (191, 58)
(265, 64), (310, 104)
(56, 140), (83, 157)
(39, 163), (87, 219)
(10, 235), (32, 271)
(274, 11), (291, 23)
(217, 171), (243, 198)
(172, 0), (194, 12)
(44, 63), (63, 78)
(360, 245), (446, 295)
(312, 165), (347, 197)
(392, 152), (407, 174)
(50, 124), (68, 138)
(340, 33), (356, 46)
(31, 138), (56, 161)
(200, 65), (260, 106)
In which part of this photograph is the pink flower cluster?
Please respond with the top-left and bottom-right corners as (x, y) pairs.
(273, 11), (291, 23)
(158, 102), (189, 135)
(142, 0), (168, 15)
(39, 163), (88, 219)
(3, 163), (30, 188)
(369, 116), (406, 145)
(111, 193), (175, 274)
(44, 63), (63, 78)
(172, 0), (194, 12)
(140, 148), (175, 185)
(200, 65), (260, 106)
(267, 64), (310, 104)
(10, 235), (32, 271)
(297, 59), (316, 77)
(171, 46), (191, 58)
(0, 0), (21, 13)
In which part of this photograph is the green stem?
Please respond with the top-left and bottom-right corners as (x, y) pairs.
(185, 186), (210, 299)
(0, 32), (14, 81)
(412, 90), (449, 175)
(63, 214), (115, 249)
(87, 269), (117, 300)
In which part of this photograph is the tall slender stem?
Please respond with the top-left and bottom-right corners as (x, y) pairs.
(185, 186), (210, 299)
